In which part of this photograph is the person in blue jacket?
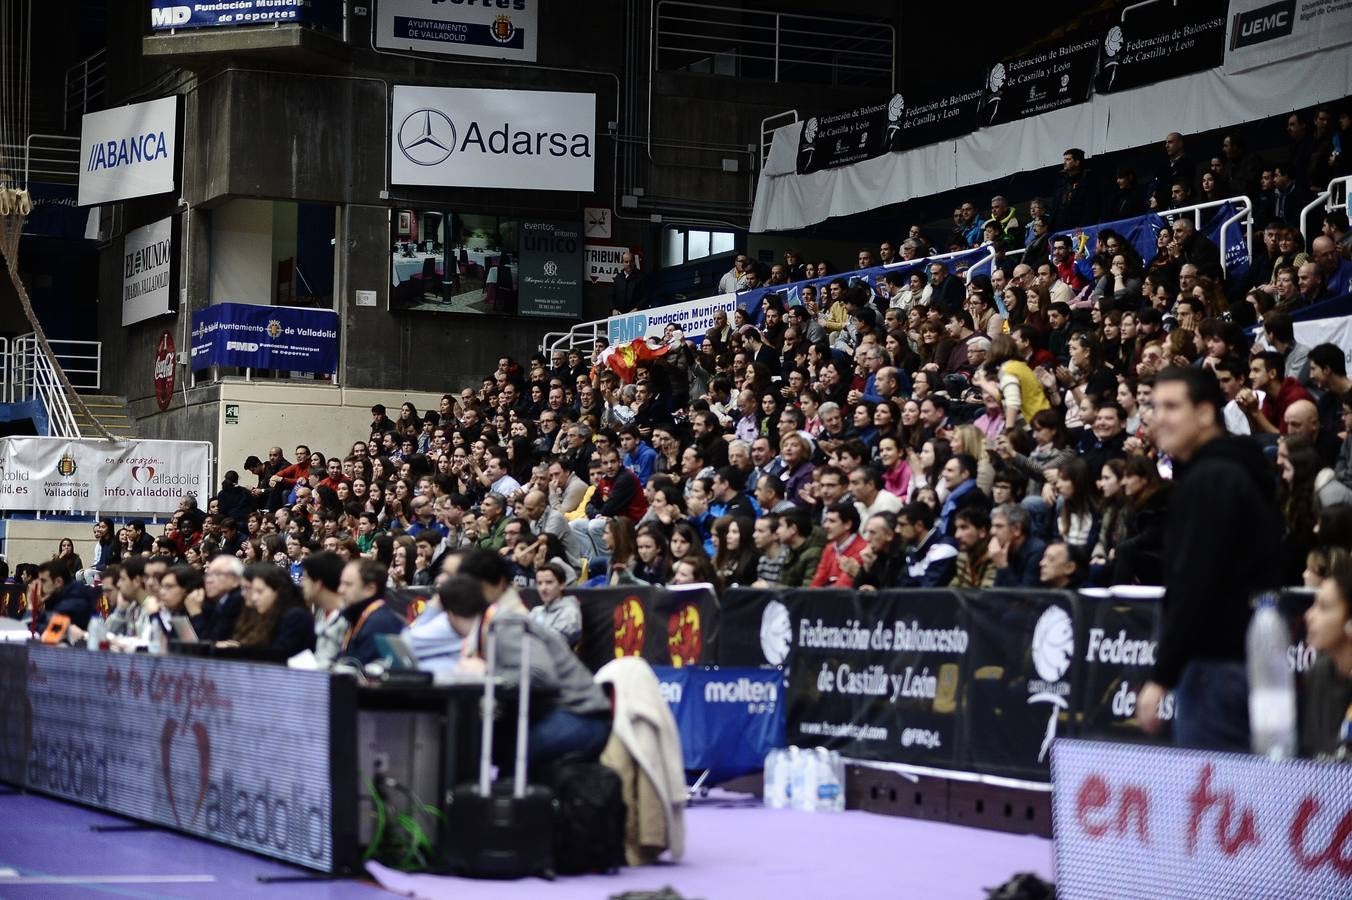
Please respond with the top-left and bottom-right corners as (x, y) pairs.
(337, 558), (406, 666)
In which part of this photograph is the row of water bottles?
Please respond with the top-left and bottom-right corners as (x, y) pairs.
(763, 747), (845, 812)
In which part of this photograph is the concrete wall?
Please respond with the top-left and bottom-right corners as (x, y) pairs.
(4, 519), (100, 572)
(209, 382), (446, 477)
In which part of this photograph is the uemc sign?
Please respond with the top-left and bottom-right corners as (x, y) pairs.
(390, 85), (595, 192)
(78, 97), (179, 207)
(1229, 0), (1295, 49)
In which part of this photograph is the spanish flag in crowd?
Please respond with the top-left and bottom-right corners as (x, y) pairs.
(598, 337), (671, 383)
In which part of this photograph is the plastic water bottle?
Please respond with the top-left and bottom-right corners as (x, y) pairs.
(762, 749), (788, 809)
(786, 747), (804, 810)
(1247, 595), (1296, 759)
(813, 748), (845, 812)
(793, 748), (820, 812)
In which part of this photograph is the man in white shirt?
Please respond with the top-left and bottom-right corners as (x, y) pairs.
(718, 253), (751, 294)
(1215, 358), (1257, 436)
(849, 466), (902, 530)
(482, 452), (522, 502)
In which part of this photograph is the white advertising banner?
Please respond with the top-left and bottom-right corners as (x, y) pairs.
(375, 0), (538, 61)
(122, 216), (174, 325)
(1052, 738), (1352, 899)
(585, 243), (628, 284)
(1224, 0), (1352, 73)
(606, 292), (739, 345)
(78, 97), (179, 207)
(1294, 314), (1352, 369)
(0, 438), (211, 515)
(390, 85), (595, 192)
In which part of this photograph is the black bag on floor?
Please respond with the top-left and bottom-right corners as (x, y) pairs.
(549, 758), (626, 874)
(441, 618), (555, 880)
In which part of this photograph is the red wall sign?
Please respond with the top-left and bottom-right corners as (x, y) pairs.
(154, 330), (175, 411)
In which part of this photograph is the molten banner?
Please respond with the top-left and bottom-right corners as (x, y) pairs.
(657, 666), (786, 777)
(0, 437), (211, 516)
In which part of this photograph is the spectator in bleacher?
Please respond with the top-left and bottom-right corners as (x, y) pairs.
(1299, 261), (1331, 307)
(986, 195), (1019, 245)
(927, 261), (964, 311)
(1166, 178), (1194, 211)
(989, 503), (1045, 587)
(1038, 541), (1084, 590)
(1148, 132), (1196, 212)
(87, 518), (121, 574)
(1323, 210), (1351, 257)
(1220, 133), (1261, 198)
(719, 253), (752, 294)
(608, 253), (649, 315)
(336, 558), (405, 665)
(948, 507), (996, 588)
(1313, 236), (1352, 297)
(1168, 218), (1221, 276)
(1050, 148), (1095, 231)
(35, 559), (97, 633)
(1270, 162), (1308, 227)
(1104, 166), (1145, 220)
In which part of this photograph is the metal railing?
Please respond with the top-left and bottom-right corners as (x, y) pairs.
(64, 48), (107, 130)
(655, 2), (894, 90)
(760, 109), (798, 169)
(0, 134), (82, 186)
(1299, 175), (1351, 247)
(10, 335), (80, 438)
(1159, 194), (1253, 278)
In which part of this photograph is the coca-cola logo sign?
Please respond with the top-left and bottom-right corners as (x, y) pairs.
(154, 330), (175, 411)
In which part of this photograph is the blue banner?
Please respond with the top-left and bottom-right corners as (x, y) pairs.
(22, 183), (91, 241)
(149, 0), (340, 30)
(739, 248), (993, 325)
(1056, 212), (1167, 284)
(191, 303), (339, 373)
(1204, 202), (1251, 282)
(656, 666), (785, 777)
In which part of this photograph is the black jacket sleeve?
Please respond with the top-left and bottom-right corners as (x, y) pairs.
(598, 471), (637, 517)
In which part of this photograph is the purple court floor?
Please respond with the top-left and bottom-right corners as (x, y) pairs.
(1, 789), (1053, 899)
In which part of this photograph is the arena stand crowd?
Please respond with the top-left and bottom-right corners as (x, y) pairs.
(9, 112), (1352, 758)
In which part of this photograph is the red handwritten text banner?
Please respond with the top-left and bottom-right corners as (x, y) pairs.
(1052, 738), (1352, 899)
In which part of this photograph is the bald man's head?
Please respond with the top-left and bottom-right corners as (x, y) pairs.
(1284, 399), (1320, 441)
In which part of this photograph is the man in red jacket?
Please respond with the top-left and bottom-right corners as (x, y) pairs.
(811, 501), (868, 588)
(572, 449), (649, 563)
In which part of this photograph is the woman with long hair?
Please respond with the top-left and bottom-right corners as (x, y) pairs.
(605, 516), (643, 586)
(1270, 227), (1308, 279)
(1054, 457), (1100, 551)
(871, 399), (901, 447)
(897, 398), (926, 452)
(984, 333), (1050, 429)
(1099, 310), (1124, 371)
(711, 516), (758, 588)
(909, 438), (954, 503)
(915, 321), (951, 372)
(949, 424), (996, 497)
(52, 537), (83, 575)
(1280, 438), (1323, 585)
(668, 522), (703, 569)
(633, 523), (674, 585)
(1112, 454), (1169, 585)
(225, 563), (315, 657)
(1091, 459), (1129, 576)
(1002, 285), (1028, 330)
(877, 435), (912, 500)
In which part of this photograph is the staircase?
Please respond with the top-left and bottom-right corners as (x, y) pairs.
(72, 394), (136, 439)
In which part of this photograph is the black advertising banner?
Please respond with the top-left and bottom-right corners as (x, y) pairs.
(573, 586), (718, 672)
(717, 588), (787, 667)
(1076, 592), (1167, 740)
(518, 221), (584, 319)
(796, 101), (890, 174)
(786, 589), (969, 767)
(980, 35), (1101, 127)
(794, 82), (986, 174)
(961, 590), (1082, 780)
(1094, 0), (1228, 94)
(886, 81), (987, 154)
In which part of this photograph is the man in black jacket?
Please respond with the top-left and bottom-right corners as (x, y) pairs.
(337, 558), (406, 666)
(1137, 367), (1281, 751)
(609, 251), (648, 315)
(204, 554), (246, 642)
(215, 470), (254, 522)
(35, 560), (96, 632)
(1050, 148), (1096, 231)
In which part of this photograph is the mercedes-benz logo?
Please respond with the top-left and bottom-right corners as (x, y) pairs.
(397, 108), (457, 166)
